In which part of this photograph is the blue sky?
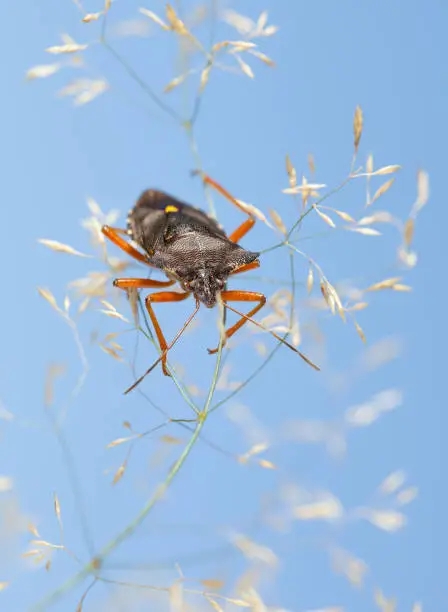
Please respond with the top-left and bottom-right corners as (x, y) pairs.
(1, 1), (445, 610)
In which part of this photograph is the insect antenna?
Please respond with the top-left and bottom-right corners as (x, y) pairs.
(124, 299), (201, 394)
(222, 303), (320, 371)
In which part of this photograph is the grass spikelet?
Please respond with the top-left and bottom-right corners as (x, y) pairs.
(353, 105), (363, 153)
(307, 267), (314, 294)
(38, 239), (91, 257)
(354, 320), (366, 343)
(26, 64), (60, 80)
(269, 209), (287, 235)
(82, 12), (102, 23)
(331, 548), (368, 587)
(37, 287), (61, 313)
(365, 277), (402, 292)
(46, 43), (88, 54)
(347, 227), (381, 236)
(403, 218), (414, 247)
(286, 154), (297, 188)
(379, 470), (406, 495)
(369, 178), (395, 206)
(396, 487), (418, 505)
(314, 206), (336, 228)
(235, 54), (254, 78)
(364, 509), (406, 532)
(112, 460), (127, 485)
(139, 8), (170, 30)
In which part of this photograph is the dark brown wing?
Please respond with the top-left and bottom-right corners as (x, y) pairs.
(127, 189), (226, 254)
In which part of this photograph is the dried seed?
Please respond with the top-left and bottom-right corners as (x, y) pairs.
(38, 239), (91, 257)
(353, 105), (363, 152)
(26, 64), (60, 80)
(369, 178), (395, 206)
(404, 218), (414, 246)
(314, 206), (336, 228)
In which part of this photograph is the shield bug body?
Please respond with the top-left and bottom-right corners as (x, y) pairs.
(102, 175), (318, 391)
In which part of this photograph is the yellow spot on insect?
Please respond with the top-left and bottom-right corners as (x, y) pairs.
(165, 205), (179, 213)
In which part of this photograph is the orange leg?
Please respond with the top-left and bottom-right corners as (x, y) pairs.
(144, 291), (191, 376)
(113, 278), (175, 290)
(200, 174), (256, 244)
(208, 290), (266, 354)
(102, 225), (154, 266)
(231, 260), (260, 276)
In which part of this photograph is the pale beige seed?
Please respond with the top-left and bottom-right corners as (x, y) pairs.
(54, 493), (61, 524)
(308, 153), (316, 175)
(365, 509), (406, 532)
(46, 43), (88, 54)
(314, 206), (336, 228)
(404, 218), (414, 247)
(369, 178), (395, 206)
(28, 523), (40, 538)
(379, 470), (406, 495)
(26, 64), (60, 80)
(358, 211), (394, 225)
(139, 7), (169, 29)
(99, 344), (123, 361)
(346, 302), (368, 312)
(396, 486), (418, 505)
(295, 498), (343, 521)
(353, 105), (363, 151)
(99, 309), (129, 323)
(78, 298), (90, 314)
(269, 209), (287, 234)
(374, 588), (397, 612)
(331, 548), (368, 588)
(37, 287), (60, 313)
(307, 267), (314, 295)
(398, 247), (418, 268)
(165, 4), (189, 35)
(112, 461), (127, 485)
(248, 49), (274, 66)
(200, 64), (212, 91)
(370, 165), (401, 176)
(286, 154), (297, 188)
(38, 239), (91, 257)
(354, 321), (366, 343)
(29, 540), (63, 549)
(204, 597), (224, 612)
(0, 583), (9, 591)
(366, 277), (402, 292)
(0, 476), (12, 492)
(82, 12), (102, 22)
(22, 550), (42, 558)
(414, 169), (429, 214)
(235, 54), (254, 78)
(161, 434), (183, 444)
(348, 227), (381, 236)
(392, 284), (412, 292)
(164, 72), (190, 93)
(236, 200), (273, 228)
(106, 436), (132, 448)
(330, 208), (355, 223)
(232, 534), (278, 566)
(258, 459), (276, 469)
